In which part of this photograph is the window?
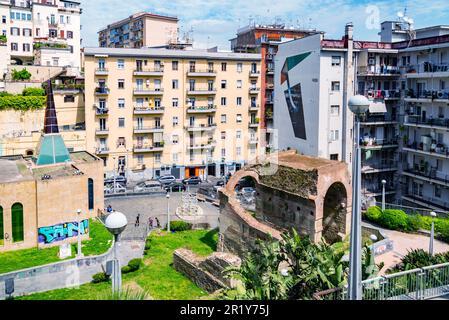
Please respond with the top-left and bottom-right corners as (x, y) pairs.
(172, 135), (179, 144)
(10, 27), (19, 36)
(49, 29), (57, 38)
(11, 43), (18, 51)
(172, 116), (179, 126)
(0, 206), (3, 245)
(330, 105), (340, 116)
(67, 31), (73, 39)
(118, 118), (125, 127)
(137, 155), (144, 165)
(221, 80), (227, 89)
(23, 43), (30, 52)
(221, 148), (226, 158)
(172, 153), (178, 162)
(172, 98), (179, 107)
(221, 114), (227, 123)
(155, 154), (161, 164)
(172, 79), (178, 89)
(117, 59), (125, 69)
(331, 56), (341, 66)
(237, 80), (242, 88)
(236, 114), (242, 123)
(330, 130), (339, 141)
(221, 131), (226, 140)
(1, 16), (6, 24)
(35, 28), (40, 37)
(236, 97), (242, 106)
(331, 81), (340, 91)
(118, 137), (126, 147)
(172, 61), (178, 71)
(118, 98), (125, 108)
(11, 203), (24, 243)
(330, 154), (339, 161)
(237, 63), (243, 73)
(23, 28), (32, 37)
(236, 130), (242, 139)
(64, 95), (75, 103)
(221, 97), (227, 106)
(236, 147), (241, 156)
(221, 62), (227, 71)
(118, 79), (125, 89)
(435, 185), (442, 198)
(250, 147), (256, 156)
(88, 178), (94, 210)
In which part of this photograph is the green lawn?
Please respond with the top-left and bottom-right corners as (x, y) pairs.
(0, 218), (112, 274)
(18, 229), (219, 300)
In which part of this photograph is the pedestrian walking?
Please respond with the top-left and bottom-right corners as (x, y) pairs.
(106, 205), (113, 213)
(155, 217), (161, 228)
(135, 213), (140, 227)
(148, 217), (154, 229)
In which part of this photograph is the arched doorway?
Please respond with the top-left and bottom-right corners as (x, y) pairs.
(25, 150), (34, 156)
(322, 182), (348, 244)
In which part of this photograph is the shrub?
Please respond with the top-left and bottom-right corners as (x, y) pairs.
(12, 68), (32, 81)
(121, 265), (132, 274)
(144, 239), (151, 250)
(365, 206), (382, 222)
(435, 219), (449, 242)
(378, 209), (409, 231)
(22, 87), (45, 96)
(122, 258), (142, 274)
(0, 34), (6, 43)
(406, 214), (422, 232)
(0, 91), (12, 97)
(169, 221), (192, 232)
(0, 96), (46, 111)
(92, 272), (110, 283)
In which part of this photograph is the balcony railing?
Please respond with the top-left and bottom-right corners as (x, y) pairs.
(249, 104), (260, 111)
(406, 62), (449, 74)
(95, 87), (109, 95)
(404, 89), (449, 101)
(185, 124), (217, 131)
(134, 126), (164, 133)
(186, 88), (217, 95)
(357, 65), (400, 76)
(249, 87), (261, 94)
(186, 105), (217, 113)
(249, 70), (260, 77)
(187, 141), (216, 150)
(405, 115), (449, 129)
(365, 89), (401, 100)
(361, 114), (398, 124)
(95, 147), (110, 154)
(95, 107), (109, 115)
(133, 88), (164, 95)
(361, 160), (397, 173)
(403, 165), (449, 187)
(360, 137), (399, 148)
(405, 141), (449, 158)
(187, 69), (217, 76)
(133, 106), (165, 114)
(95, 68), (109, 75)
(95, 128), (109, 135)
(249, 121), (259, 128)
(133, 143), (164, 152)
(403, 193), (449, 211)
(134, 67), (164, 76)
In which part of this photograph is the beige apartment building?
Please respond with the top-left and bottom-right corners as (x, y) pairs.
(98, 12), (181, 49)
(83, 47), (262, 180)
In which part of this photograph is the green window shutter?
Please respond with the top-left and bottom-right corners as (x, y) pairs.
(0, 206), (3, 245)
(11, 203), (24, 243)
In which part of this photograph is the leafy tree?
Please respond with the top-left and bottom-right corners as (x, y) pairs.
(12, 68), (32, 81)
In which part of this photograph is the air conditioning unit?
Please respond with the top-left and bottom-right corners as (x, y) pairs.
(368, 58), (375, 65)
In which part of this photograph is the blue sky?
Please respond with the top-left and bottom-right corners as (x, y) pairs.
(80, 0), (449, 49)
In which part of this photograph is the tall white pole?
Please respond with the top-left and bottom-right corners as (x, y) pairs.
(429, 211), (436, 256)
(381, 180), (386, 211)
(349, 116), (362, 300)
(77, 209), (82, 258)
(166, 193), (170, 232)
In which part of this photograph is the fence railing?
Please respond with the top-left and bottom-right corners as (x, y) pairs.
(314, 262), (449, 300)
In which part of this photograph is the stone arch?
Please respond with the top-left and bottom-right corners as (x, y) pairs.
(322, 182), (349, 244)
(225, 169), (259, 193)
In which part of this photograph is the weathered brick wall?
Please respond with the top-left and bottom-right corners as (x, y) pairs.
(173, 248), (241, 293)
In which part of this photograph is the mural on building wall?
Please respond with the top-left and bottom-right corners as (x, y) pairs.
(38, 219), (89, 244)
(281, 52), (311, 140)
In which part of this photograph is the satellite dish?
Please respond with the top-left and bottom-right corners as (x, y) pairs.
(397, 11), (404, 18)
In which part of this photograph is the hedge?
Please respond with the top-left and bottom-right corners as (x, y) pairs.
(168, 221), (192, 232)
(121, 258), (142, 274)
(22, 87), (46, 96)
(364, 206), (449, 242)
(91, 272), (110, 283)
(0, 96), (46, 111)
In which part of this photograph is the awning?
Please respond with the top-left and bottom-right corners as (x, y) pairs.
(369, 101), (387, 113)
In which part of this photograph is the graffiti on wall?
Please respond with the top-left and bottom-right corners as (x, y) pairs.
(38, 219), (89, 244)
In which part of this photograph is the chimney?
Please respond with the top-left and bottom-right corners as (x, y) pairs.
(344, 22), (354, 47)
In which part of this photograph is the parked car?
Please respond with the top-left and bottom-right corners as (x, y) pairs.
(182, 176), (202, 185)
(104, 176), (127, 186)
(164, 182), (186, 192)
(214, 180), (226, 191)
(104, 183), (126, 194)
(158, 175), (176, 185)
(133, 180), (162, 193)
(196, 187), (219, 206)
(238, 187), (256, 198)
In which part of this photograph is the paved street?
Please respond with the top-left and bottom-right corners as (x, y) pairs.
(105, 190), (220, 238)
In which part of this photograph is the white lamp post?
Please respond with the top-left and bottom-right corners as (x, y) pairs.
(381, 180), (387, 211)
(104, 211), (128, 295)
(348, 95), (370, 300)
(429, 211), (437, 256)
(166, 192), (171, 232)
(76, 209), (83, 258)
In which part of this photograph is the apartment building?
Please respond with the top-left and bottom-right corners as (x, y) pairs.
(98, 12), (182, 49)
(0, 0), (81, 68)
(83, 47), (261, 180)
(231, 23), (318, 150)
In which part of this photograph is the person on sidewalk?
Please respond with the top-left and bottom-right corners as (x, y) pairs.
(148, 217), (154, 229)
(135, 213), (140, 227)
(106, 205), (113, 213)
(155, 217), (161, 228)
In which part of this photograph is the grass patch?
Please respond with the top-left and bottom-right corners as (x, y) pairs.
(17, 229), (219, 300)
(0, 219), (112, 274)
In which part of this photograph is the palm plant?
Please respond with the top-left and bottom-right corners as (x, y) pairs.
(97, 287), (150, 300)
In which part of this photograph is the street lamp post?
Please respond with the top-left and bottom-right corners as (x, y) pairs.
(104, 211), (128, 296)
(76, 209), (83, 258)
(429, 211), (437, 256)
(381, 180), (387, 211)
(166, 192), (171, 232)
(348, 95), (370, 301)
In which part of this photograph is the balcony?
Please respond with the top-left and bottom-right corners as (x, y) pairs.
(361, 160), (397, 174)
(404, 115), (449, 130)
(402, 193), (449, 211)
(133, 126), (164, 134)
(357, 65), (400, 77)
(249, 104), (260, 112)
(365, 89), (400, 100)
(133, 106), (165, 115)
(95, 107), (109, 116)
(95, 68), (109, 76)
(248, 138), (259, 145)
(249, 87), (261, 95)
(404, 142), (449, 159)
(249, 70), (260, 78)
(363, 185), (396, 197)
(405, 89), (449, 103)
(187, 141), (216, 150)
(405, 62), (449, 78)
(187, 69), (217, 77)
(266, 68), (274, 75)
(133, 143), (164, 153)
(265, 98), (274, 105)
(95, 147), (110, 155)
(360, 114), (398, 126)
(134, 68), (164, 76)
(185, 124), (217, 132)
(95, 87), (109, 96)
(95, 128), (109, 135)
(266, 54), (274, 60)
(360, 138), (399, 150)
(403, 165), (449, 188)
(186, 88), (217, 95)
(133, 88), (164, 96)
(249, 121), (259, 129)
(186, 105), (217, 114)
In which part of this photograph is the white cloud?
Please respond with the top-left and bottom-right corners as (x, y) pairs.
(79, 0), (449, 49)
